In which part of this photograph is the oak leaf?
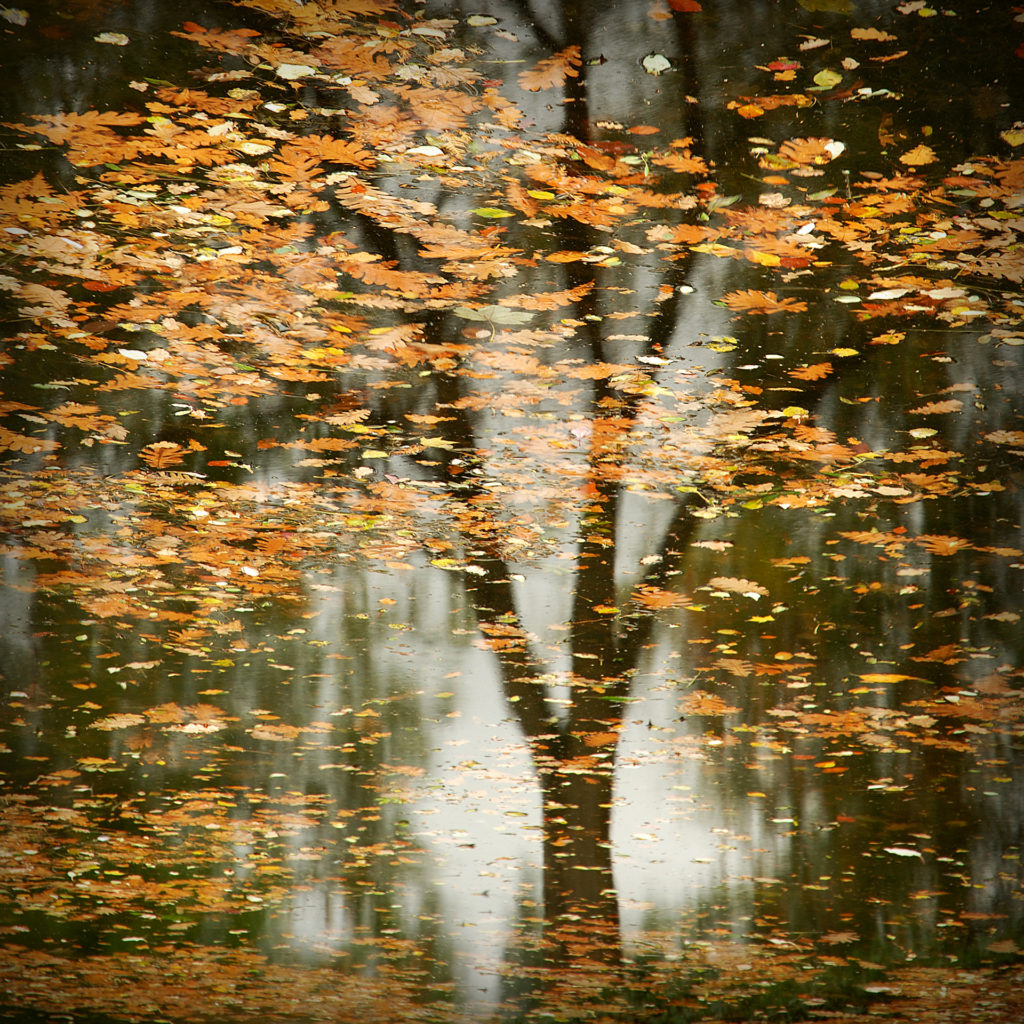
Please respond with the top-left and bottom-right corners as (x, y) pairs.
(788, 362), (833, 381)
(899, 144), (937, 166)
(139, 441), (187, 468)
(984, 430), (1024, 446)
(680, 690), (740, 716)
(708, 576), (769, 597)
(850, 27), (897, 41)
(720, 289), (808, 314)
(908, 399), (962, 415)
(778, 137), (843, 165)
(517, 45), (582, 91)
(918, 534), (971, 555)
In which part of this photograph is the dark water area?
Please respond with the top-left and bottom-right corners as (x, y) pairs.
(1, 1), (1023, 1021)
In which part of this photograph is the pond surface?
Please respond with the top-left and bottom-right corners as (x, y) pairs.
(1, 1), (1023, 1021)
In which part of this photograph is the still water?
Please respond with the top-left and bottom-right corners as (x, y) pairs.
(1, 0), (1022, 1020)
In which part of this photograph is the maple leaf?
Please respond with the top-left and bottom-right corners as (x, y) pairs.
(719, 290), (808, 314)
(517, 45), (582, 91)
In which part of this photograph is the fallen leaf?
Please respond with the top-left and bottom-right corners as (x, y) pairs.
(899, 144), (937, 166)
(708, 576), (770, 598)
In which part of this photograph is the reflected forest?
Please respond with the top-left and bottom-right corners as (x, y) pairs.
(1, 0), (1023, 1021)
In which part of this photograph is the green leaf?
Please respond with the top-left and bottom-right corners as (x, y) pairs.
(471, 207), (514, 218)
(812, 69), (843, 89)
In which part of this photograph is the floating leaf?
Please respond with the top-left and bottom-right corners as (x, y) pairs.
(642, 53), (672, 76)
(452, 305), (534, 325)
(899, 144), (937, 166)
(720, 289), (808, 314)
(139, 441), (187, 468)
(908, 399), (963, 415)
(883, 846), (924, 859)
(708, 576), (769, 598)
(275, 63), (319, 80)
(812, 69), (843, 88)
(851, 27), (897, 41)
(517, 45), (581, 91)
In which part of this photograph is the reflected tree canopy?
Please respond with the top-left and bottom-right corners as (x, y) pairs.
(1, 0), (1023, 1021)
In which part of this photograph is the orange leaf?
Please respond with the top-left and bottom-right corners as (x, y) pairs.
(632, 585), (687, 609)
(517, 45), (582, 91)
(788, 362), (833, 381)
(0, 428), (60, 454)
(778, 137), (842, 166)
(899, 144), (937, 166)
(708, 576), (769, 597)
(908, 399), (962, 415)
(681, 691), (740, 716)
(139, 441), (187, 468)
(720, 289), (808, 314)
(581, 731), (619, 748)
(918, 534), (971, 555)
